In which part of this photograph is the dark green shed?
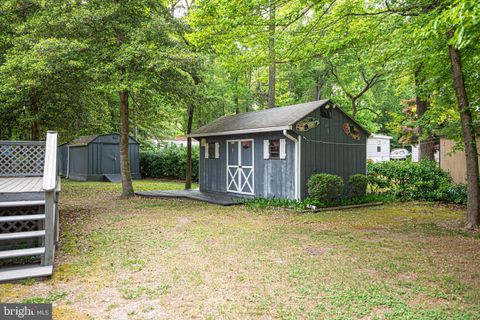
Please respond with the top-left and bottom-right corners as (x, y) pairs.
(61, 134), (140, 181)
(189, 100), (370, 200)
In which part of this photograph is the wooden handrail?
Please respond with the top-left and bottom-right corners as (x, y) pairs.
(42, 131), (58, 191)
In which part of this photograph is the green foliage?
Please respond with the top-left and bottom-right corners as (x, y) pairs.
(367, 160), (461, 203)
(0, 0), (198, 142)
(22, 291), (67, 304)
(441, 184), (468, 205)
(307, 173), (344, 202)
(140, 144), (199, 181)
(348, 174), (368, 197)
(244, 193), (394, 211)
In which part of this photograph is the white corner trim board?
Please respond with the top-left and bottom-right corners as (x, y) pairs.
(283, 130), (300, 200)
(42, 131), (57, 191)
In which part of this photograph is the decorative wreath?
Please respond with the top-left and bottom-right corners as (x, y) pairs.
(343, 123), (360, 140)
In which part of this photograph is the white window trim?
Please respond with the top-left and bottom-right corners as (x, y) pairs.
(214, 142), (220, 159)
(264, 138), (286, 160)
(205, 142), (220, 159)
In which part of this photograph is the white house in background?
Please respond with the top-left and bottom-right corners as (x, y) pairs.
(367, 134), (393, 162)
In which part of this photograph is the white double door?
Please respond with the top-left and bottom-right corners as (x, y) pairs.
(227, 139), (254, 195)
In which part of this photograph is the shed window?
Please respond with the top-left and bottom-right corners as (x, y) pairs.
(242, 141), (252, 149)
(264, 139), (286, 160)
(208, 143), (216, 158)
(377, 146), (381, 153)
(205, 142), (219, 159)
(269, 140), (280, 159)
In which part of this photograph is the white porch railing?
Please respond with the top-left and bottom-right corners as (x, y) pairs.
(0, 131), (59, 280)
(41, 131), (58, 266)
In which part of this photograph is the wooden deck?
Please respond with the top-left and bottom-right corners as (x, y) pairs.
(0, 177), (45, 202)
(135, 189), (246, 206)
(0, 177), (43, 193)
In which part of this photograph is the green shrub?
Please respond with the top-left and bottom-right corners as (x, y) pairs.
(441, 184), (467, 205)
(348, 174), (368, 197)
(244, 193), (395, 211)
(140, 144), (199, 181)
(307, 173), (344, 202)
(367, 160), (452, 201)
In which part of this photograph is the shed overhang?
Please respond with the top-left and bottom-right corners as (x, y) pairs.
(188, 125), (292, 138)
(188, 99), (371, 139)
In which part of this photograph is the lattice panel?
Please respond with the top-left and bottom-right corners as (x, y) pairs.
(0, 143), (45, 176)
(0, 220), (39, 233)
(0, 207), (41, 232)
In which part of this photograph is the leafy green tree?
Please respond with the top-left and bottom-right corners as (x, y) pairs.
(64, 0), (196, 197)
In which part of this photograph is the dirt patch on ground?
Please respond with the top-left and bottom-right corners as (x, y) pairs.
(303, 246), (330, 256)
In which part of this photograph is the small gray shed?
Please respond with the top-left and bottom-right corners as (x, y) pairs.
(57, 142), (69, 176)
(60, 134), (141, 181)
(188, 100), (370, 200)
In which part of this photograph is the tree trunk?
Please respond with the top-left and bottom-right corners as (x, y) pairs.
(119, 89), (134, 197)
(30, 94), (40, 140)
(448, 31), (480, 228)
(315, 73), (322, 100)
(351, 98), (357, 119)
(31, 120), (40, 141)
(234, 94), (239, 114)
(416, 96), (435, 162)
(415, 64), (435, 161)
(132, 103), (138, 140)
(185, 103), (194, 190)
(267, 1), (276, 108)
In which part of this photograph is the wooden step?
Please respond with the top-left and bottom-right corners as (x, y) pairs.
(0, 230), (46, 241)
(0, 200), (45, 208)
(0, 264), (53, 282)
(0, 247), (45, 259)
(0, 214), (45, 222)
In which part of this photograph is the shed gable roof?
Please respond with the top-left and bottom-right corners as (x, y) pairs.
(68, 135), (99, 147)
(189, 99), (370, 137)
(190, 100), (330, 137)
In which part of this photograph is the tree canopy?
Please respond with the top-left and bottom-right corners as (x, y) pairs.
(1, 0), (479, 222)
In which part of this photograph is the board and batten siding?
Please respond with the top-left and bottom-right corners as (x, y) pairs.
(199, 132), (296, 199)
(296, 106), (367, 199)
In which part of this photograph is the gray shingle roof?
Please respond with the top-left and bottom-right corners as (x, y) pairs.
(68, 135), (100, 147)
(189, 100), (331, 137)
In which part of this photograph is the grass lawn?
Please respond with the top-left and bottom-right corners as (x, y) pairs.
(1, 179), (479, 319)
